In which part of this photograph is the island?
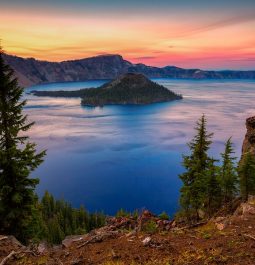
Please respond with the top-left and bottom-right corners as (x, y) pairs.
(31, 73), (182, 106)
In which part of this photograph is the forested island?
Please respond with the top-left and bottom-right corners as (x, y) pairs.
(31, 73), (182, 106)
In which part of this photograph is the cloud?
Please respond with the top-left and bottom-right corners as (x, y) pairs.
(228, 58), (255, 62)
(134, 56), (157, 60)
(174, 11), (255, 38)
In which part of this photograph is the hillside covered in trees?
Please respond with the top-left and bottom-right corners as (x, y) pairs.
(37, 191), (105, 244)
(31, 73), (182, 106)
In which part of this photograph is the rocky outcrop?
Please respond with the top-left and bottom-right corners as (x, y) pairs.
(3, 53), (255, 87)
(2, 205), (255, 264)
(242, 116), (255, 157)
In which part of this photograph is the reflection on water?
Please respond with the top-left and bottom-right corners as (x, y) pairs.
(25, 79), (255, 215)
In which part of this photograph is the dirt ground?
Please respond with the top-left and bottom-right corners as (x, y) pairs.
(1, 201), (255, 265)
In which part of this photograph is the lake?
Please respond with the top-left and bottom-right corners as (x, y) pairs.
(25, 79), (255, 216)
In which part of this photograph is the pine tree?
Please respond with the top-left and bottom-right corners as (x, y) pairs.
(39, 191), (105, 244)
(41, 190), (55, 219)
(179, 115), (213, 220)
(219, 138), (238, 203)
(0, 50), (45, 242)
(239, 151), (255, 201)
(204, 158), (222, 217)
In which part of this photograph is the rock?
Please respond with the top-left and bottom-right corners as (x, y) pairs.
(126, 231), (137, 238)
(142, 237), (151, 246)
(107, 216), (136, 230)
(138, 210), (156, 232)
(165, 225), (171, 231)
(62, 235), (85, 248)
(37, 242), (47, 254)
(0, 235), (24, 249)
(70, 259), (84, 265)
(214, 217), (226, 223)
(241, 116), (255, 158)
(241, 203), (255, 215)
(171, 221), (176, 228)
(76, 230), (120, 249)
(8, 236), (24, 248)
(248, 195), (255, 204)
(216, 223), (226, 231)
(111, 249), (120, 259)
(156, 220), (165, 230)
(214, 217), (228, 230)
(142, 210), (154, 218)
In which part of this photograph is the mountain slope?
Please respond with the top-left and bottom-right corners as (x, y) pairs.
(1, 199), (255, 265)
(3, 53), (255, 87)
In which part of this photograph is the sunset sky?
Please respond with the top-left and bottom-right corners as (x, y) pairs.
(1, 0), (255, 70)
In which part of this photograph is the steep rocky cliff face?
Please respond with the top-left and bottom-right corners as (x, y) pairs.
(2, 54), (132, 87)
(242, 116), (255, 156)
(3, 53), (255, 87)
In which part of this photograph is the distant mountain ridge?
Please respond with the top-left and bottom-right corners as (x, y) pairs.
(3, 53), (255, 87)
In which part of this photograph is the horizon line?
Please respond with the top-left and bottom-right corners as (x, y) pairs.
(3, 51), (255, 72)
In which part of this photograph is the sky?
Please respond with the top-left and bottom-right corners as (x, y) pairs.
(1, 0), (255, 70)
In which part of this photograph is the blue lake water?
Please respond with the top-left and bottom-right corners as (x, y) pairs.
(25, 79), (255, 216)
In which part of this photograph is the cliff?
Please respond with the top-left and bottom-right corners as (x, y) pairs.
(3, 53), (255, 87)
(242, 116), (255, 157)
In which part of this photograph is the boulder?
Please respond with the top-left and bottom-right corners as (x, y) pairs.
(142, 237), (151, 246)
(241, 203), (255, 216)
(62, 235), (85, 248)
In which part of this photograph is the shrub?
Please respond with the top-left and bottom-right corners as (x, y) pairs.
(116, 208), (130, 218)
(143, 220), (157, 234)
(158, 211), (170, 220)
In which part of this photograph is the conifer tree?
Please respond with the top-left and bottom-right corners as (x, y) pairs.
(219, 138), (238, 203)
(204, 158), (222, 217)
(179, 115), (213, 220)
(0, 50), (45, 242)
(239, 151), (255, 201)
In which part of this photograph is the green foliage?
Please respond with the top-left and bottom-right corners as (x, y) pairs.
(39, 191), (106, 244)
(178, 117), (243, 220)
(179, 115), (214, 220)
(219, 138), (238, 202)
(132, 209), (139, 220)
(32, 73), (182, 106)
(143, 220), (157, 234)
(204, 158), (222, 217)
(158, 211), (170, 220)
(116, 208), (140, 219)
(0, 50), (46, 243)
(239, 152), (255, 201)
(116, 208), (130, 218)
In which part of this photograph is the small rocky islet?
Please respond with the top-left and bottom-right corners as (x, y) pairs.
(31, 73), (182, 107)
